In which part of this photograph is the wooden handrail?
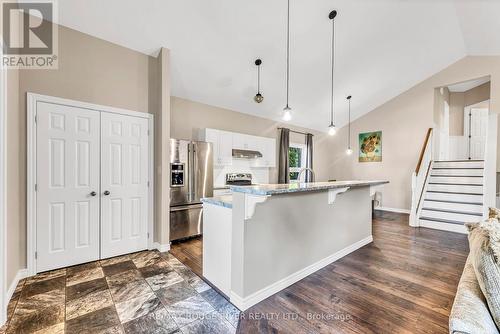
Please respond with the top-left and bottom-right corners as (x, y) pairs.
(415, 128), (433, 174)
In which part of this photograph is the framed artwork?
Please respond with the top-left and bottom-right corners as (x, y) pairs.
(359, 131), (382, 162)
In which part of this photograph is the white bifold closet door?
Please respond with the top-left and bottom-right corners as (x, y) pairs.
(100, 112), (149, 259)
(36, 102), (149, 272)
(36, 102), (101, 272)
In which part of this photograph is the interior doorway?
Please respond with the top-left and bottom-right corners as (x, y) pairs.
(436, 77), (491, 161)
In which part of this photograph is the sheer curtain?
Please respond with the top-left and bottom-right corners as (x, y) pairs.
(305, 133), (314, 182)
(278, 128), (290, 184)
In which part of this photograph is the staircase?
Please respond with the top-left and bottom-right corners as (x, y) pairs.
(418, 160), (484, 233)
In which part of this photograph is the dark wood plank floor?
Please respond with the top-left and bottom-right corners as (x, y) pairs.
(170, 236), (203, 277)
(171, 211), (469, 334)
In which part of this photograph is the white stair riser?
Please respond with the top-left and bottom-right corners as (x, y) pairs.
(430, 169), (483, 176)
(419, 219), (468, 233)
(433, 161), (484, 168)
(428, 176), (483, 185)
(420, 209), (483, 223)
(427, 184), (483, 194)
(425, 192), (483, 203)
(422, 200), (483, 214)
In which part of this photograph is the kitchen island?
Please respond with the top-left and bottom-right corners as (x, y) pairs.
(201, 180), (388, 311)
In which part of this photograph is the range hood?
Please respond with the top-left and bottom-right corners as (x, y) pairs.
(232, 149), (263, 159)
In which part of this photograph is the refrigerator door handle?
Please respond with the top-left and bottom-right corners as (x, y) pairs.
(187, 143), (192, 202)
(192, 143), (197, 201)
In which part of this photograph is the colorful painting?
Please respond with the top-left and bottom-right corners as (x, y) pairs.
(359, 131), (382, 162)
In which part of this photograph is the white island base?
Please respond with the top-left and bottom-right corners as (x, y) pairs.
(202, 181), (387, 311)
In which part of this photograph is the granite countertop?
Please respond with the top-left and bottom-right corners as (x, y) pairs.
(229, 180), (389, 196)
(213, 186), (230, 190)
(201, 195), (233, 209)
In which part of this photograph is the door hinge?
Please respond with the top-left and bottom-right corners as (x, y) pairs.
(34, 115), (37, 124)
(147, 232), (150, 239)
(147, 130), (150, 136)
(35, 184), (37, 191)
(147, 181), (150, 187)
(35, 251), (37, 259)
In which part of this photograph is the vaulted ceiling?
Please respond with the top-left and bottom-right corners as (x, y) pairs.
(55, 0), (499, 132)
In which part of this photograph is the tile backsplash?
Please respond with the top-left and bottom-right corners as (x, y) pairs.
(214, 159), (270, 187)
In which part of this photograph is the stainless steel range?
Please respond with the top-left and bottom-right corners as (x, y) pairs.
(226, 173), (253, 186)
(170, 139), (213, 241)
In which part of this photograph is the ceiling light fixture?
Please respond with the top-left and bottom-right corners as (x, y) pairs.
(328, 10), (337, 136)
(346, 95), (353, 155)
(282, 0), (292, 121)
(254, 59), (264, 103)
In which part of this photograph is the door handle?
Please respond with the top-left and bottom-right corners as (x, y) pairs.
(90, 191), (97, 197)
(104, 190), (110, 196)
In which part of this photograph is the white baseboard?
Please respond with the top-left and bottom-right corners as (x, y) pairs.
(230, 235), (373, 311)
(153, 243), (171, 253)
(375, 206), (410, 214)
(4, 269), (28, 311)
(419, 220), (467, 234)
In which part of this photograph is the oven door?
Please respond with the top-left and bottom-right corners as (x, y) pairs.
(169, 204), (203, 241)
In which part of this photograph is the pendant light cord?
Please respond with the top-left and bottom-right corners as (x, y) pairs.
(330, 15), (335, 126)
(257, 64), (261, 94)
(285, 0), (290, 108)
(348, 97), (351, 149)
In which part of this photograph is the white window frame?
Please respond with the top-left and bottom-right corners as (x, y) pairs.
(289, 142), (306, 182)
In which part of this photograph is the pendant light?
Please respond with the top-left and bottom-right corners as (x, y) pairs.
(282, 0), (292, 121)
(346, 95), (353, 155)
(328, 10), (337, 136)
(254, 59), (264, 103)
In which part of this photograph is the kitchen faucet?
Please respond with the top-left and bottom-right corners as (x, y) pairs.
(297, 167), (315, 183)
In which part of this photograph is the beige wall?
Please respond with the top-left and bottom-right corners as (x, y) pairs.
(170, 97), (334, 183)
(155, 49), (171, 244)
(6, 68), (22, 287)
(449, 82), (491, 135)
(7, 23), (158, 288)
(328, 56), (500, 211)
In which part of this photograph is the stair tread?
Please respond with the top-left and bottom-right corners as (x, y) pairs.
(427, 190), (483, 195)
(428, 182), (483, 186)
(419, 216), (468, 225)
(429, 175), (483, 177)
(423, 199), (483, 206)
(434, 160), (484, 162)
(432, 167), (484, 170)
(421, 207), (482, 216)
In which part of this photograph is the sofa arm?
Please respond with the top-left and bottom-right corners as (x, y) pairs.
(449, 257), (499, 334)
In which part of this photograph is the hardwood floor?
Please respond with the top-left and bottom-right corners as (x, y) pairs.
(170, 236), (203, 277)
(170, 211), (469, 333)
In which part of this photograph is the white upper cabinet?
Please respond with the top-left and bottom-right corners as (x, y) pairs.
(218, 131), (233, 165)
(252, 136), (276, 168)
(201, 128), (233, 166)
(199, 128), (276, 167)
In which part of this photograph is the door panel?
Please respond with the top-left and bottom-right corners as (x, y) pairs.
(101, 112), (149, 259)
(36, 102), (100, 272)
(467, 108), (488, 160)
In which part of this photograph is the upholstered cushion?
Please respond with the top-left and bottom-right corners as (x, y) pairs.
(449, 256), (499, 334)
(489, 207), (500, 219)
(466, 219), (500, 329)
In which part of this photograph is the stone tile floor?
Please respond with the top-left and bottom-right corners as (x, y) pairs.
(0, 250), (239, 333)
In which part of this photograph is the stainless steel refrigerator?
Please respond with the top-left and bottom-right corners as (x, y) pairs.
(170, 139), (213, 241)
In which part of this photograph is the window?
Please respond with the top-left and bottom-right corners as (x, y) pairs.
(289, 143), (306, 182)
